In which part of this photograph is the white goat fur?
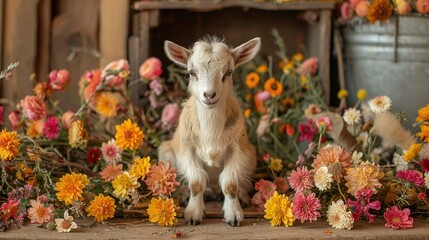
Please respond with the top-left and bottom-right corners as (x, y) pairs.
(159, 37), (260, 226)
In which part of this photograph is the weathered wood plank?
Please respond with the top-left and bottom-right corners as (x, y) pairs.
(51, 0), (100, 111)
(36, 0), (51, 81)
(100, 0), (130, 67)
(319, 10), (332, 105)
(2, 0), (39, 108)
(133, 0), (335, 11)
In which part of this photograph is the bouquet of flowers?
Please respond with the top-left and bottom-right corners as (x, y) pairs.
(0, 57), (187, 231)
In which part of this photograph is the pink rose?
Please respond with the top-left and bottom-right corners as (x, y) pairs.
(139, 57), (163, 80)
(20, 96), (47, 121)
(49, 69), (70, 90)
(297, 57), (319, 76)
(416, 0), (429, 14)
(341, 2), (354, 21)
(161, 103), (180, 127)
(355, 1), (370, 17)
(397, 0), (411, 15)
(256, 91), (271, 102)
(349, 0), (363, 8)
(61, 111), (76, 129)
(8, 111), (20, 130)
(102, 59), (130, 86)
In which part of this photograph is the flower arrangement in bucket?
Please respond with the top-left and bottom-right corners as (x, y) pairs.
(340, 0), (429, 24)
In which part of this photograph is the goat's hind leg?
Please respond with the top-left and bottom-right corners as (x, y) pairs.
(178, 149), (207, 225)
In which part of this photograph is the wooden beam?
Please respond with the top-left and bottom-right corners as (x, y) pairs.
(3, 0), (39, 108)
(133, 0), (335, 11)
(319, 10), (332, 105)
(99, 0), (130, 67)
(36, 0), (51, 81)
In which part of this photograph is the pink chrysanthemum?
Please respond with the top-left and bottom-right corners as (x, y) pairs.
(396, 170), (425, 187)
(274, 177), (289, 193)
(101, 139), (122, 164)
(145, 161), (180, 196)
(100, 164), (123, 182)
(384, 206), (413, 230)
(255, 179), (277, 199)
(27, 199), (54, 224)
(347, 188), (381, 223)
(288, 166), (314, 192)
(87, 147), (101, 165)
(292, 192), (321, 223)
(419, 159), (429, 173)
(43, 116), (60, 140)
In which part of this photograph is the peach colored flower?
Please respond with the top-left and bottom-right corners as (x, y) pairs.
(49, 69), (70, 90)
(356, 1), (370, 17)
(8, 111), (20, 130)
(416, 0), (429, 14)
(26, 119), (45, 138)
(161, 103), (180, 128)
(297, 57), (319, 76)
(397, 0), (411, 15)
(145, 161), (180, 196)
(139, 57), (163, 80)
(55, 210), (77, 232)
(61, 111), (76, 129)
(344, 162), (384, 196)
(100, 164), (123, 182)
(20, 96), (47, 121)
(27, 199), (54, 224)
(102, 59), (130, 86)
(33, 82), (52, 99)
(312, 145), (352, 171)
(80, 69), (102, 101)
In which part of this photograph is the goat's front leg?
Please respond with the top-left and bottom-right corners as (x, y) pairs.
(220, 148), (249, 227)
(177, 148), (207, 225)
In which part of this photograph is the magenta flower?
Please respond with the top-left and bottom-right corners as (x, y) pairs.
(419, 159), (429, 172)
(149, 79), (163, 96)
(288, 166), (314, 192)
(384, 206), (413, 230)
(340, 2), (354, 21)
(298, 120), (316, 142)
(396, 170), (425, 187)
(43, 116), (60, 139)
(292, 192), (321, 223)
(0, 106), (3, 125)
(347, 188), (381, 223)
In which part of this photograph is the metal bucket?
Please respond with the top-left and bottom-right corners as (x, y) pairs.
(343, 16), (429, 127)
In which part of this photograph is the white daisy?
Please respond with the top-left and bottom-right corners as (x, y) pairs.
(314, 166), (333, 191)
(352, 151), (363, 165)
(369, 96), (392, 114)
(55, 210), (77, 233)
(343, 108), (362, 125)
(327, 200), (354, 230)
(393, 152), (408, 171)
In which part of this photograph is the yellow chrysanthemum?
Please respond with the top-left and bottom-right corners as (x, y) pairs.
(0, 129), (21, 161)
(245, 72), (260, 89)
(416, 105), (429, 123)
(129, 156), (151, 180)
(111, 171), (140, 200)
(264, 77), (283, 97)
(356, 89), (367, 100)
(86, 194), (116, 222)
(344, 162), (384, 196)
(269, 158), (283, 172)
(96, 92), (118, 118)
(55, 172), (89, 205)
(68, 120), (89, 149)
(244, 109), (251, 119)
(264, 191), (294, 227)
(147, 197), (179, 227)
(403, 143), (422, 162)
(257, 65), (268, 73)
(337, 89), (348, 100)
(417, 124), (429, 143)
(115, 119), (144, 151)
(300, 75), (310, 90)
(292, 53), (304, 63)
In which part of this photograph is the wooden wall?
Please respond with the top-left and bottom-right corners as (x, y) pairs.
(0, 0), (129, 116)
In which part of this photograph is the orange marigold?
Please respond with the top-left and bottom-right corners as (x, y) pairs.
(416, 105), (429, 123)
(96, 92), (118, 118)
(86, 194), (116, 222)
(264, 77), (283, 97)
(147, 197), (179, 227)
(367, 0), (393, 24)
(115, 119), (144, 151)
(245, 72), (260, 89)
(0, 129), (21, 161)
(55, 172), (89, 205)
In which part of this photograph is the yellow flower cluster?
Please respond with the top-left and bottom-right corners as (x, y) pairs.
(264, 191), (294, 227)
(129, 156), (151, 180)
(111, 171), (140, 200)
(55, 172), (89, 205)
(403, 143), (422, 162)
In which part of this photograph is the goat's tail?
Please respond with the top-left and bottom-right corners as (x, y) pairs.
(158, 140), (177, 169)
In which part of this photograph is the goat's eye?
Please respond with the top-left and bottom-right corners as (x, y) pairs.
(222, 70), (233, 82)
(189, 70), (196, 77)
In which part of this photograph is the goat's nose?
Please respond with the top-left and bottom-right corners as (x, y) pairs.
(203, 91), (216, 99)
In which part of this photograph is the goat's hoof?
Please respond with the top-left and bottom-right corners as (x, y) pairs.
(227, 218), (241, 227)
(187, 219), (200, 226)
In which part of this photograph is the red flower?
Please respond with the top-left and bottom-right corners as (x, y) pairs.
(0, 200), (19, 221)
(298, 120), (317, 142)
(396, 170), (425, 187)
(384, 206), (413, 230)
(419, 159), (429, 173)
(43, 116), (60, 140)
(418, 192), (426, 200)
(347, 188), (381, 223)
(87, 147), (101, 165)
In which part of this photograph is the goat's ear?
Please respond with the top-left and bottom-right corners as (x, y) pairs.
(231, 37), (261, 68)
(164, 41), (190, 68)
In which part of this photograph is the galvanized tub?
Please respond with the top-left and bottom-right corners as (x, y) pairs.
(343, 16), (429, 127)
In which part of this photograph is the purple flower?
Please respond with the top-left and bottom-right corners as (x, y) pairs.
(149, 79), (163, 96)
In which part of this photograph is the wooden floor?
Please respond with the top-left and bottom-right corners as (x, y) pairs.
(2, 217), (429, 240)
